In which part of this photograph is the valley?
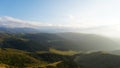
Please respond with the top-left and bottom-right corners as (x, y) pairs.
(0, 32), (119, 68)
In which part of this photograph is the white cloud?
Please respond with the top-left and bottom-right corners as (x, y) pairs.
(0, 16), (57, 28)
(0, 16), (87, 29)
(0, 16), (120, 37)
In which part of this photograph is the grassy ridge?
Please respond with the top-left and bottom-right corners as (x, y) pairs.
(0, 48), (78, 68)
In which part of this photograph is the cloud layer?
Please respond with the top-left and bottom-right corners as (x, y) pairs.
(0, 16), (120, 37)
(0, 16), (51, 28)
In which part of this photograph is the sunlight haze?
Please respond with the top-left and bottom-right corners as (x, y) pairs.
(0, 0), (120, 37)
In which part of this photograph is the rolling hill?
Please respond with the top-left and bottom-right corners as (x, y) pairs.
(0, 32), (119, 68)
(0, 48), (120, 68)
(0, 32), (118, 52)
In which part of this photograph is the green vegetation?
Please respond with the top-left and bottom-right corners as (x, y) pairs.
(0, 48), (120, 68)
(0, 48), (78, 68)
(0, 32), (119, 68)
(0, 48), (41, 67)
(49, 48), (78, 56)
(0, 32), (118, 52)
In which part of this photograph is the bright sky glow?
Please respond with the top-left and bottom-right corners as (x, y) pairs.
(0, 0), (120, 37)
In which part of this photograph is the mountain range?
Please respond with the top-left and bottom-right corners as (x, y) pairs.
(0, 32), (119, 52)
(0, 17), (120, 67)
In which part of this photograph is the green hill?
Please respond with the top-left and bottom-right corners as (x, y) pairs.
(0, 32), (117, 52)
(1, 48), (120, 68)
(0, 48), (78, 68)
(0, 32), (119, 68)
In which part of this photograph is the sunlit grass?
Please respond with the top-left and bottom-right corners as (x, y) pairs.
(49, 48), (78, 56)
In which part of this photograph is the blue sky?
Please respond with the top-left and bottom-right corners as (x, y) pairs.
(1, 0), (120, 37)
(0, 0), (89, 23)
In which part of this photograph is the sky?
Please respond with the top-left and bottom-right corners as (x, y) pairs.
(0, 0), (120, 37)
(0, 0), (88, 23)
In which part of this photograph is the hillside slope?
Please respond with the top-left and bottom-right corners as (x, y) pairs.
(0, 32), (118, 52)
(1, 48), (120, 68)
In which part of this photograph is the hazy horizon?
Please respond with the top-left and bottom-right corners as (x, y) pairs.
(0, 0), (120, 37)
